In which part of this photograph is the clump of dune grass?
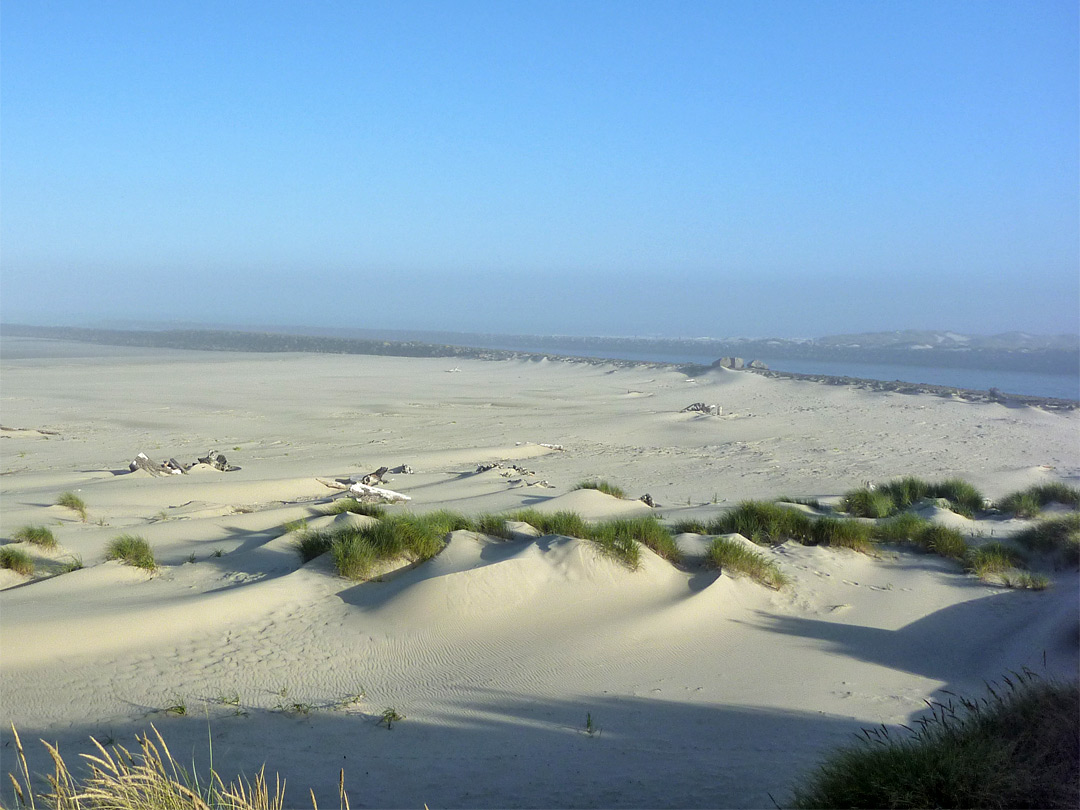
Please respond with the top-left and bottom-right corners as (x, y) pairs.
(777, 496), (824, 510)
(6, 723), (301, 810)
(670, 518), (708, 534)
(999, 571), (1051, 590)
(11, 525), (57, 549)
(324, 498), (387, 518)
(593, 515), (680, 563)
(105, 535), (156, 571)
(791, 673), (1078, 810)
(999, 483), (1080, 518)
(927, 477), (984, 518)
(320, 513), (452, 581)
(966, 541), (1026, 580)
(502, 509), (591, 539)
(840, 487), (895, 519)
(871, 512), (932, 543)
(471, 513), (514, 539)
(876, 476), (930, 511)
(55, 491), (88, 521)
(1011, 513), (1080, 566)
(808, 517), (875, 553)
(573, 480), (627, 499)
(0, 547), (35, 576)
(705, 536), (787, 588)
(585, 525), (641, 570)
(709, 501), (813, 545)
(912, 523), (968, 560)
(293, 530), (334, 563)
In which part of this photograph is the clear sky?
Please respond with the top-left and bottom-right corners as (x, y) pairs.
(2, 0), (1077, 338)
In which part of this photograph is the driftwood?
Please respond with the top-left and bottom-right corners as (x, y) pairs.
(682, 402), (722, 415)
(129, 453), (184, 476)
(198, 450), (237, 472)
(317, 477), (411, 502)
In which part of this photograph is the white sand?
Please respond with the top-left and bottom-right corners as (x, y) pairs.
(1, 337), (1077, 808)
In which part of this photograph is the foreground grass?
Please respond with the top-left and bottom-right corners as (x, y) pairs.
(105, 535), (156, 571)
(0, 547), (35, 576)
(573, 480), (627, 499)
(998, 483), (1080, 518)
(6, 723), (299, 810)
(791, 674), (1079, 809)
(324, 498), (387, 518)
(55, 492), (88, 522)
(11, 525), (58, 549)
(705, 536), (787, 589)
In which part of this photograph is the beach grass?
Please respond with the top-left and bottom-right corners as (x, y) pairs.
(912, 524), (968, 560)
(6, 723), (296, 810)
(876, 476), (930, 510)
(871, 512), (932, 543)
(791, 674), (1078, 810)
(56, 491), (88, 521)
(596, 516), (680, 563)
(293, 530), (334, 562)
(471, 513), (514, 539)
(325, 498), (387, 518)
(1011, 513), (1080, 566)
(999, 483), (1080, 517)
(927, 477), (984, 518)
(0, 547), (35, 576)
(999, 571), (1051, 590)
(11, 525), (58, 549)
(808, 517), (876, 553)
(965, 541), (1025, 579)
(573, 480), (627, 499)
(708, 501), (813, 545)
(105, 535), (156, 571)
(502, 509), (591, 539)
(704, 536), (787, 588)
(840, 487), (894, 519)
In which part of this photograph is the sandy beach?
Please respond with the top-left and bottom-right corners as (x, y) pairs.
(1, 337), (1077, 808)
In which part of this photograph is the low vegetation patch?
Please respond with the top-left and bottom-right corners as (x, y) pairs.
(573, 480), (627, 499)
(999, 570), (1050, 590)
(705, 536), (787, 589)
(1011, 513), (1080, 566)
(502, 509), (591, 540)
(105, 535), (156, 571)
(6, 724), (298, 810)
(911, 523), (968, 560)
(843, 477), (985, 519)
(709, 501), (813, 545)
(11, 525), (57, 549)
(871, 512), (932, 543)
(965, 541), (1025, 580)
(592, 515), (679, 563)
(0, 547), (35, 576)
(325, 498), (387, 518)
(791, 674), (1078, 810)
(999, 483), (1080, 518)
(56, 491), (88, 521)
(808, 517), (875, 553)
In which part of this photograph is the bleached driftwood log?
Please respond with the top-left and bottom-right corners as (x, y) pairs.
(317, 477), (411, 502)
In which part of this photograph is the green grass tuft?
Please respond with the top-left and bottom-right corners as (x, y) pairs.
(472, 513), (514, 539)
(841, 487), (895, 519)
(11, 525), (58, 549)
(708, 501), (813, 545)
(324, 498), (387, 518)
(0, 547), (35, 576)
(876, 476), (930, 511)
(293, 530), (334, 562)
(791, 674), (1078, 810)
(573, 480), (627, 499)
(670, 518), (708, 534)
(56, 491), (88, 521)
(927, 478), (984, 518)
(1011, 513), (1080, 566)
(872, 512), (932, 543)
(704, 536), (787, 588)
(105, 535), (156, 571)
(999, 571), (1051, 590)
(999, 483), (1080, 517)
(966, 541), (1025, 579)
(502, 509), (591, 539)
(913, 524), (968, 560)
(809, 517), (876, 553)
(593, 515), (680, 563)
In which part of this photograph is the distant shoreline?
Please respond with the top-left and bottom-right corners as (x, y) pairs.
(2, 323), (1077, 409)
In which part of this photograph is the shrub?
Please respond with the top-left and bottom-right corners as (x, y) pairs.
(704, 537), (787, 589)
(0, 547), (35, 576)
(11, 525), (57, 549)
(325, 498), (386, 518)
(1012, 514), (1080, 566)
(105, 535), (156, 571)
(573, 480), (627, 499)
(809, 518), (875, 553)
(791, 674), (1078, 810)
(56, 491), (88, 521)
(966, 542), (1025, 579)
(841, 487), (895, 519)
(708, 501), (813, 545)
(999, 483), (1080, 517)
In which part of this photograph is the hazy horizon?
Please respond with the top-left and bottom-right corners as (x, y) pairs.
(2, 1), (1077, 339)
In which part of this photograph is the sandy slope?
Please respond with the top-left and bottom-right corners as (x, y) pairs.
(1, 337), (1077, 808)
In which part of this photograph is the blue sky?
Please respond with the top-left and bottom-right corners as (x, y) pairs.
(2, 0), (1077, 338)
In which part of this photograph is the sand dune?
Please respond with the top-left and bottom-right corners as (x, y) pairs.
(1, 338), (1077, 808)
